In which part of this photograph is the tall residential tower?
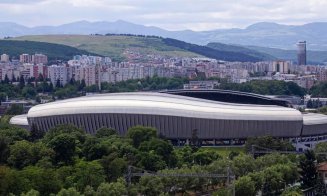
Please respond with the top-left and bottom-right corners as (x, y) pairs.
(297, 41), (307, 65)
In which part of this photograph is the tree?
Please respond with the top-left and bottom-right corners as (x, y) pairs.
(96, 178), (127, 196)
(83, 185), (96, 196)
(79, 79), (86, 91)
(19, 76), (25, 89)
(95, 127), (117, 138)
(314, 142), (327, 162)
(56, 79), (61, 88)
(232, 154), (256, 177)
(29, 123), (44, 142)
(245, 136), (295, 153)
(281, 186), (302, 196)
(0, 136), (10, 164)
(138, 176), (165, 196)
(299, 150), (318, 189)
(0, 166), (14, 195)
(100, 156), (127, 181)
(14, 166), (61, 195)
(262, 167), (284, 195)
(11, 74), (16, 83)
(190, 129), (200, 149)
(315, 175), (327, 196)
(127, 126), (157, 148)
(7, 141), (54, 169)
(235, 176), (256, 196)
(21, 189), (40, 196)
(57, 188), (82, 196)
(137, 151), (167, 171)
(138, 138), (177, 167)
(5, 104), (23, 115)
(71, 160), (106, 191)
(3, 74), (9, 84)
(47, 133), (76, 165)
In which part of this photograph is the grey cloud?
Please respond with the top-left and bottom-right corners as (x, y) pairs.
(0, 0), (326, 30)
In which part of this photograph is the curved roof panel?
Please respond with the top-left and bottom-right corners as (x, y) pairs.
(303, 113), (327, 125)
(28, 92), (302, 121)
(9, 114), (29, 126)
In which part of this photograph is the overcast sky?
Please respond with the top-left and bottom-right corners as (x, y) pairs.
(0, 0), (326, 31)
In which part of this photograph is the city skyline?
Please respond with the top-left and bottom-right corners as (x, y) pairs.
(0, 0), (327, 31)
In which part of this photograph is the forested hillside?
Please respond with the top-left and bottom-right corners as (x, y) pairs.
(0, 40), (98, 62)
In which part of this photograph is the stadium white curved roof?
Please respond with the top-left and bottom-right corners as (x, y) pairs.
(9, 114), (29, 126)
(303, 113), (327, 125)
(27, 92), (302, 121)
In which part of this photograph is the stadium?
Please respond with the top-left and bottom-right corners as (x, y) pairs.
(9, 90), (327, 147)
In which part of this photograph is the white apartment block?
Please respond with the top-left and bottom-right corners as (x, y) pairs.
(48, 65), (69, 86)
(1, 54), (9, 63)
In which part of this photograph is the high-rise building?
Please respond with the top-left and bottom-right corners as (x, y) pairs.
(20, 54), (32, 63)
(1, 54), (10, 62)
(48, 65), (69, 86)
(30, 64), (48, 79)
(271, 60), (290, 73)
(32, 54), (48, 65)
(297, 41), (307, 65)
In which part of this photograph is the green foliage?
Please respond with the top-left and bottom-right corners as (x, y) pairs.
(255, 153), (295, 170)
(7, 140), (54, 169)
(57, 187), (82, 196)
(310, 81), (327, 97)
(0, 40), (98, 62)
(163, 38), (262, 62)
(96, 178), (127, 196)
(192, 149), (221, 165)
(139, 138), (177, 167)
(95, 127), (117, 138)
(13, 35), (199, 62)
(137, 151), (167, 171)
(315, 175), (327, 196)
(245, 136), (295, 153)
(232, 154), (256, 177)
(0, 124), (310, 195)
(207, 42), (275, 61)
(218, 80), (306, 96)
(314, 142), (327, 162)
(5, 104), (24, 115)
(317, 106), (327, 115)
(127, 126), (157, 148)
(21, 189), (40, 196)
(43, 124), (86, 165)
(70, 160), (106, 191)
(299, 150), (318, 189)
(9, 166), (62, 195)
(47, 134), (77, 165)
(281, 186), (302, 196)
(100, 156), (127, 181)
(138, 176), (165, 196)
(235, 176), (256, 196)
(22, 86), (37, 99)
(29, 123), (45, 142)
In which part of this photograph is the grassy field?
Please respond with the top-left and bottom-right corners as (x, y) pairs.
(12, 35), (201, 62)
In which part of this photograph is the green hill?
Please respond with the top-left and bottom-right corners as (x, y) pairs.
(246, 45), (327, 64)
(0, 40), (97, 62)
(12, 35), (269, 62)
(11, 35), (200, 62)
(206, 42), (276, 61)
(163, 38), (265, 62)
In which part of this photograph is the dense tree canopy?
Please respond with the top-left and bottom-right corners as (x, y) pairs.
(0, 118), (320, 195)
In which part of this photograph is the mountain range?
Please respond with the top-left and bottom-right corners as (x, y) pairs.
(1, 20), (327, 51)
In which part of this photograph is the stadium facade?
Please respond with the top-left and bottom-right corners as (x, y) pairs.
(9, 91), (327, 147)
